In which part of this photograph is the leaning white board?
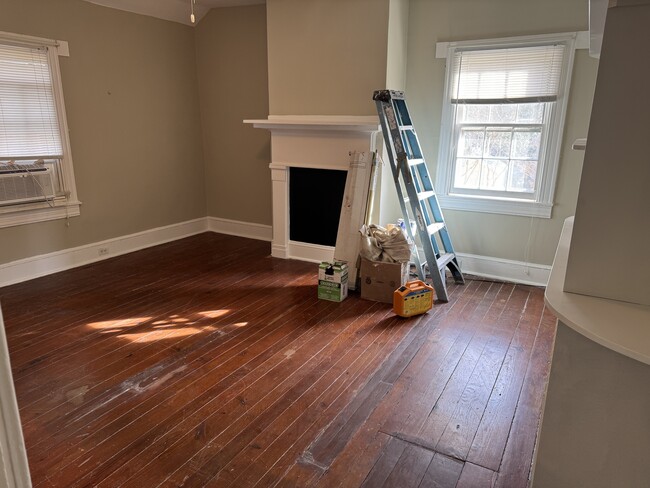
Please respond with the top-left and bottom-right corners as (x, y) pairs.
(334, 151), (376, 290)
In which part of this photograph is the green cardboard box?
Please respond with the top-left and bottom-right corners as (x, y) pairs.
(318, 261), (349, 302)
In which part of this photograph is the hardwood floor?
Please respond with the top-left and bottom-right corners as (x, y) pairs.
(0, 233), (556, 487)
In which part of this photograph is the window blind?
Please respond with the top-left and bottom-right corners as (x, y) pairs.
(0, 42), (62, 160)
(450, 44), (566, 104)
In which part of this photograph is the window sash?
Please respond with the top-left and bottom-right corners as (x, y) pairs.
(450, 43), (566, 104)
(0, 42), (63, 160)
(448, 100), (554, 201)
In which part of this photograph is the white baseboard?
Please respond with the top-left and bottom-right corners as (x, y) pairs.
(270, 244), (287, 259)
(207, 217), (272, 242)
(456, 252), (550, 287)
(0, 216), (550, 289)
(0, 218), (208, 288)
(288, 241), (334, 264)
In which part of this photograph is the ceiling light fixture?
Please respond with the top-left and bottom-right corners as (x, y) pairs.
(190, 0), (196, 24)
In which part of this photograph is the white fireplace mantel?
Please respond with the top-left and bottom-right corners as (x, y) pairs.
(244, 115), (380, 262)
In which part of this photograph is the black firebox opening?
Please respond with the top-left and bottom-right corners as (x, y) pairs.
(289, 167), (347, 247)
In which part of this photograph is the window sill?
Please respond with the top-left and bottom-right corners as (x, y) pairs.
(0, 200), (81, 229)
(438, 194), (552, 218)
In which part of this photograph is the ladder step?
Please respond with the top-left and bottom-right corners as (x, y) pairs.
(436, 252), (456, 270)
(404, 193), (434, 204)
(419, 252), (456, 273)
(407, 158), (425, 167)
(427, 222), (445, 235)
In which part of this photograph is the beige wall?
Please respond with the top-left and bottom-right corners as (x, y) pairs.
(195, 6), (271, 225)
(377, 0), (409, 225)
(266, 0), (390, 116)
(0, 0), (206, 265)
(381, 0), (598, 266)
(386, 0), (409, 92)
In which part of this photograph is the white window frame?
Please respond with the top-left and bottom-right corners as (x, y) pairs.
(435, 32), (587, 218)
(0, 31), (80, 229)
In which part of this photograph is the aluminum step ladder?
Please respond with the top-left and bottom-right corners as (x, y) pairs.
(373, 89), (464, 302)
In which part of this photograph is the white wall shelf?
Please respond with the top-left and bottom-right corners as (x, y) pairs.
(545, 217), (650, 365)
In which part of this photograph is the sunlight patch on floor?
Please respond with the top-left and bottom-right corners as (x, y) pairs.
(119, 328), (205, 342)
(198, 310), (231, 319)
(87, 317), (152, 330)
(85, 309), (245, 342)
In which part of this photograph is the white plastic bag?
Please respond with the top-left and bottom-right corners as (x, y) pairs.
(359, 224), (412, 263)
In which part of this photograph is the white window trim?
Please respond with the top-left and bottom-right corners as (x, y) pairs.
(0, 31), (81, 229)
(435, 32), (588, 219)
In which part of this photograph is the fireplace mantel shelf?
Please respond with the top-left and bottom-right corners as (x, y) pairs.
(244, 115), (380, 132)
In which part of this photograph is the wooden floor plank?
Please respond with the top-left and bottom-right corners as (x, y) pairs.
(466, 288), (546, 470)
(456, 461), (497, 488)
(382, 443), (435, 488)
(359, 436), (408, 488)
(494, 307), (557, 488)
(0, 233), (556, 488)
(417, 452), (464, 488)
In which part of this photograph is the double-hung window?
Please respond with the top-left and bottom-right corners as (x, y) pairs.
(435, 33), (578, 218)
(0, 31), (79, 228)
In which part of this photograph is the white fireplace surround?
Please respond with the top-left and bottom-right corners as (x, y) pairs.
(244, 115), (380, 262)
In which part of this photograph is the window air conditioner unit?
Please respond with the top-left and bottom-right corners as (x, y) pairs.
(0, 167), (56, 206)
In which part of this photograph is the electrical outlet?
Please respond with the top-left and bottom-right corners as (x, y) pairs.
(98, 247), (109, 256)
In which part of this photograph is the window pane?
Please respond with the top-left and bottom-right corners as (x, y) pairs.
(480, 159), (508, 191)
(458, 104), (489, 123)
(508, 160), (537, 192)
(454, 158), (481, 189)
(516, 103), (545, 123)
(489, 104), (517, 123)
(511, 130), (541, 160)
(457, 128), (484, 158)
(484, 130), (512, 158)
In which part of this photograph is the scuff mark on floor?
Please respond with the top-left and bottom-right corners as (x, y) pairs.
(134, 365), (188, 393)
(65, 385), (89, 406)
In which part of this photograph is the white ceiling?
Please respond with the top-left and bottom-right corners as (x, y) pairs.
(82, 0), (265, 26)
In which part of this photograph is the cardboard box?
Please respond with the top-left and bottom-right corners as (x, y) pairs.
(318, 261), (348, 302)
(360, 258), (409, 303)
